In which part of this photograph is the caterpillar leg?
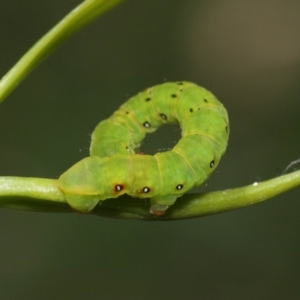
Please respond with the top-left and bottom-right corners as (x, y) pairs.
(150, 195), (177, 216)
(150, 204), (169, 216)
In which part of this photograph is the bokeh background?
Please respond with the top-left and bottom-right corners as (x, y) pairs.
(1, 0), (300, 299)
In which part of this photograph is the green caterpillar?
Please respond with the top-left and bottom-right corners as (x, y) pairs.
(58, 82), (229, 215)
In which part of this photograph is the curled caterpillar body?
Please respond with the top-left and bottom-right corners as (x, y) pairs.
(58, 82), (229, 215)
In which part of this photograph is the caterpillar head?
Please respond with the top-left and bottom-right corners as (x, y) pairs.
(58, 157), (106, 212)
(58, 156), (131, 212)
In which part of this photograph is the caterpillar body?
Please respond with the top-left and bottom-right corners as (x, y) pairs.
(58, 82), (229, 215)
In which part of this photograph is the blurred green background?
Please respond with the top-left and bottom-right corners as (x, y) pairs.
(1, 0), (300, 299)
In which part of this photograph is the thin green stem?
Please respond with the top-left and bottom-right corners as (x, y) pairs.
(0, 170), (299, 220)
(0, 0), (124, 103)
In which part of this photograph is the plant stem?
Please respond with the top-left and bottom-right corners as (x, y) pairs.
(0, 0), (124, 103)
(0, 170), (299, 220)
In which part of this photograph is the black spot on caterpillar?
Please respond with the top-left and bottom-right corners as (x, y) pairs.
(58, 82), (229, 215)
